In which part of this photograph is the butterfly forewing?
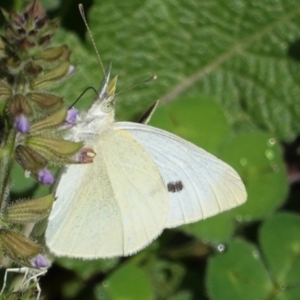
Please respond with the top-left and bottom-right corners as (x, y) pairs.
(46, 128), (169, 258)
(113, 122), (247, 228)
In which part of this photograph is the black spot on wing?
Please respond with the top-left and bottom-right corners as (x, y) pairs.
(167, 181), (184, 193)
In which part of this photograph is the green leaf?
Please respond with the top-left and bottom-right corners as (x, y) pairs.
(51, 28), (95, 110)
(56, 257), (119, 280)
(149, 96), (231, 153)
(57, 0), (300, 141)
(182, 210), (236, 242)
(40, 0), (60, 10)
(147, 259), (186, 299)
(259, 213), (300, 287)
(272, 288), (300, 300)
(220, 131), (288, 221)
(10, 162), (50, 199)
(206, 239), (273, 300)
(95, 264), (154, 300)
(168, 290), (193, 300)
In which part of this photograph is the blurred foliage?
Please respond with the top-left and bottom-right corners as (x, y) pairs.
(1, 0), (300, 299)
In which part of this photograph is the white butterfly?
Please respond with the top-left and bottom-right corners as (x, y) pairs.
(45, 64), (247, 259)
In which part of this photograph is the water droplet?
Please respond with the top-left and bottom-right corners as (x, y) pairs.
(217, 244), (226, 253)
(270, 163), (279, 172)
(236, 215), (243, 222)
(252, 250), (260, 260)
(280, 285), (286, 290)
(235, 215), (252, 223)
(267, 138), (276, 146)
(102, 281), (109, 288)
(265, 149), (275, 160)
(98, 293), (105, 299)
(240, 158), (247, 166)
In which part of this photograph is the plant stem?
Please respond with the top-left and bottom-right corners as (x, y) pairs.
(0, 127), (16, 209)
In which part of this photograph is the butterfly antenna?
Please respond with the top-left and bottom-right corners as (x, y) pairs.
(78, 4), (105, 75)
(69, 86), (98, 109)
(115, 75), (157, 96)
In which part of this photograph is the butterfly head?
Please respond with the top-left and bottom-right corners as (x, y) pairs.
(95, 63), (117, 114)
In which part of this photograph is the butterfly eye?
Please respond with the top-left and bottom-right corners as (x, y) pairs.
(101, 97), (115, 113)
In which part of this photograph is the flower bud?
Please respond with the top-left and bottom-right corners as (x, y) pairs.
(26, 92), (63, 110)
(30, 107), (67, 134)
(15, 144), (47, 172)
(37, 168), (54, 185)
(14, 114), (30, 133)
(3, 194), (54, 223)
(26, 136), (84, 164)
(9, 94), (32, 116)
(35, 45), (71, 65)
(30, 61), (70, 90)
(24, 61), (43, 76)
(66, 108), (79, 125)
(0, 82), (12, 102)
(30, 254), (49, 268)
(0, 229), (43, 264)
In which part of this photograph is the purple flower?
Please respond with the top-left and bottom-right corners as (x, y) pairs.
(67, 65), (75, 76)
(14, 114), (30, 133)
(66, 108), (79, 125)
(37, 168), (54, 185)
(30, 254), (49, 268)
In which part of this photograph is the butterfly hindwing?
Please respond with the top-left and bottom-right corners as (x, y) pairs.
(113, 122), (247, 228)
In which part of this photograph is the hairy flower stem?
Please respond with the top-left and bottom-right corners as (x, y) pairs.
(0, 128), (16, 209)
(0, 1), (85, 267)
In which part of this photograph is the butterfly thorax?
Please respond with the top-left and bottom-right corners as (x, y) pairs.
(69, 105), (115, 144)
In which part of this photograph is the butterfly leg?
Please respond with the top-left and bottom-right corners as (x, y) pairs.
(23, 268), (47, 300)
(0, 267), (27, 295)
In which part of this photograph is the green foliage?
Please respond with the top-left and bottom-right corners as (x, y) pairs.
(56, 0), (300, 141)
(206, 213), (300, 300)
(1, 0), (300, 299)
(207, 239), (273, 300)
(96, 264), (154, 300)
(260, 213), (300, 289)
(0, 0), (76, 270)
(220, 132), (288, 220)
